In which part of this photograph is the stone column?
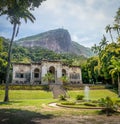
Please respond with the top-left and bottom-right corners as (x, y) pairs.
(41, 65), (47, 84)
(30, 64), (33, 84)
(30, 69), (33, 84)
(56, 67), (62, 84)
(55, 70), (57, 84)
(80, 69), (82, 84)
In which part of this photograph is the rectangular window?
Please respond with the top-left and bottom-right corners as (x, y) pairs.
(15, 73), (20, 78)
(15, 73), (24, 78)
(34, 73), (39, 78)
(20, 73), (24, 78)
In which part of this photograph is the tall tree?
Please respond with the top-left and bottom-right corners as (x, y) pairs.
(113, 24), (120, 37)
(0, 38), (8, 84)
(91, 44), (99, 54)
(0, 0), (45, 102)
(114, 8), (120, 24)
(105, 25), (114, 42)
(109, 57), (120, 96)
(99, 35), (108, 50)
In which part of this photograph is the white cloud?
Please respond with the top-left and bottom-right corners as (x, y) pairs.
(0, 0), (120, 47)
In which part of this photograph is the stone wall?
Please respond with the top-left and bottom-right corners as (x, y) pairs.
(12, 60), (82, 85)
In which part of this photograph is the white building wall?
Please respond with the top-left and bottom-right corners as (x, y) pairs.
(12, 61), (82, 85)
(12, 64), (31, 84)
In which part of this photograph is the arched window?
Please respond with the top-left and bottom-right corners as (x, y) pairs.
(34, 68), (39, 78)
(62, 69), (66, 76)
(49, 66), (55, 83)
(49, 66), (55, 74)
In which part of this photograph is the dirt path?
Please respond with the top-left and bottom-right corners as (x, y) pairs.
(38, 103), (120, 124)
(32, 115), (120, 124)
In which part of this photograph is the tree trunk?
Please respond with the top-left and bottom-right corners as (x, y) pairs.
(109, 30), (114, 43)
(4, 23), (16, 102)
(118, 73), (120, 97)
(116, 29), (120, 37)
(112, 75), (115, 85)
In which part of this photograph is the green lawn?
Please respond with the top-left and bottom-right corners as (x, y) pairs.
(0, 90), (53, 100)
(68, 89), (118, 100)
(0, 90), (55, 109)
(0, 89), (119, 109)
(0, 89), (118, 101)
(0, 89), (119, 123)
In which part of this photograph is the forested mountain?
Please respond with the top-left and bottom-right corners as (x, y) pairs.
(0, 36), (87, 64)
(16, 28), (94, 57)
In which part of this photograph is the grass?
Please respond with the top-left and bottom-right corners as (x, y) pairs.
(68, 89), (118, 100)
(0, 89), (120, 124)
(0, 90), (55, 111)
(0, 108), (55, 124)
(0, 90), (53, 100)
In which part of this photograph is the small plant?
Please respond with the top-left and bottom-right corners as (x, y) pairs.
(60, 76), (69, 85)
(59, 95), (67, 101)
(84, 102), (96, 107)
(76, 95), (84, 100)
(99, 96), (118, 116)
(61, 101), (75, 105)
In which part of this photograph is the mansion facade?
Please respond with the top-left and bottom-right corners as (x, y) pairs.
(12, 60), (82, 85)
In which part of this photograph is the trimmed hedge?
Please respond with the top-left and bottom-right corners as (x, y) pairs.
(63, 84), (106, 90)
(84, 102), (97, 107)
(0, 84), (106, 90)
(0, 84), (49, 90)
(61, 101), (75, 105)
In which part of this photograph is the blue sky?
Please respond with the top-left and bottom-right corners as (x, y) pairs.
(0, 0), (120, 47)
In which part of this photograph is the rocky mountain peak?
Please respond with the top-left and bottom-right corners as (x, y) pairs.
(17, 28), (94, 57)
(18, 28), (72, 53)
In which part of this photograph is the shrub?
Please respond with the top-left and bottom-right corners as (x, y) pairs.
(92, 100), (98, 103)
(0, 84), (50, 90)
(76, 95), (84, 100)
(99, 96), (118, 116)
(84, 102), (96, 107)
(105, 84), (113, 89)
(59, 95), (67, 101)
(61, 101), (75, 105)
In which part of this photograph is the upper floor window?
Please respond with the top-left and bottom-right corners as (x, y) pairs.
(70, 73), (80, 79)
(34, 68), (40, 78)
(15, 73), (24, 78)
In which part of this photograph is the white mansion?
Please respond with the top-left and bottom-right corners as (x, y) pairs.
(12, 60), (82, 85)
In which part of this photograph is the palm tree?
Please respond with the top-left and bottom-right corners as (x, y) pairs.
(105, 25), (114, 42)
(112, 24), (120, 37)
(114, 8), (120, 24)
(99, 35), (108, 50)
(91, 44), (100, 54)
(109, 67), (115, 85)
(43, 72), (55, 84)
(109, 57), (120, 96)
(0, 0), (45, 102)
(60, 75), (69, 85)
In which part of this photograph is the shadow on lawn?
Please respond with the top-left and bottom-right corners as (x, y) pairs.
(0, 108), (54, 124)
(0, 101), (22, 105)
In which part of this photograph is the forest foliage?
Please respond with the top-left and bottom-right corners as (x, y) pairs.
(82, 8), (120, 87)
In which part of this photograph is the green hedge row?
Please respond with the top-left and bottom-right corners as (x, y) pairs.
(0, 84), (106, 90)
(63, 84), (106, 90)
(0, 84), (49, 90)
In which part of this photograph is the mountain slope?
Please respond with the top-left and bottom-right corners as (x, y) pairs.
(71, 41), (94, 57)
(17, 28), (94, 57)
